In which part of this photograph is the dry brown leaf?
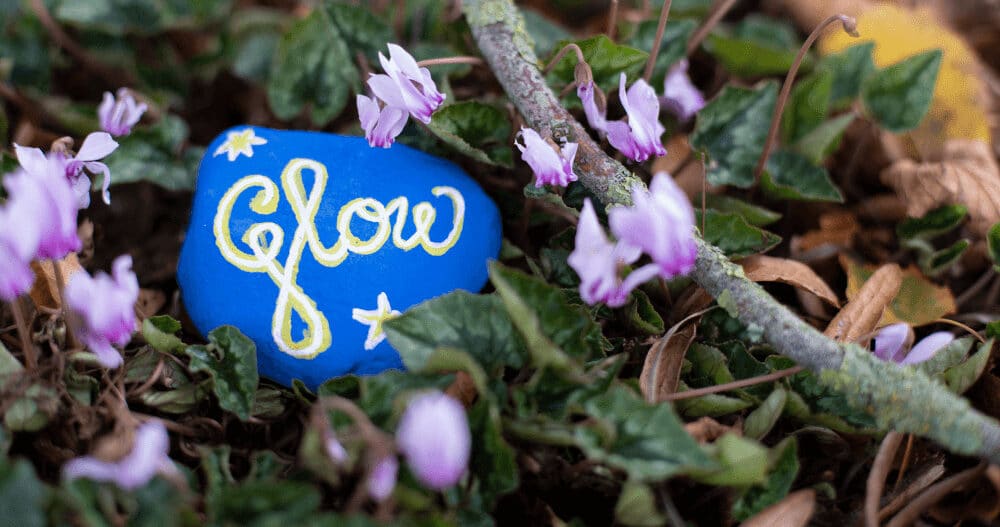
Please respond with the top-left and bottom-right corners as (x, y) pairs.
(669, 286), (714, 325)
(28, 254), (84, 310)
(683, 417), (735, 443)
(855, 194), (908, 223)
(825, 263), (902, 342)
(740, 255), (840, 307)
(791, 210), (859, 254)
(640, 324), (697, 403)
(841, 256), (957, 326)
(445, 371), (478, 408)
(742, 489), (816, 527)
(881, 139), (1000, 238)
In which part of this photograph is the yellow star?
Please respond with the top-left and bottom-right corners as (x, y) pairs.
(213, 128), (267, 162)
(352, 292), (402, 350)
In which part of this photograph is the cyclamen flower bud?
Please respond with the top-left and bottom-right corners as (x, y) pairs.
(63, 420), (177, 490)
(515, 128), (579, 188)
(98, 88), (147, 137)
(65, 255), (139, 368)
(395, 391), (470, 490)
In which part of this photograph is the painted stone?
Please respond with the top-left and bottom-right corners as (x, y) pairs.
(177, 127), (502, 388)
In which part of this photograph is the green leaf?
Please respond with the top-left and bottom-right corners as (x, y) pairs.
(623, 289), (665, 335)
(137, 382), (210, 414)
(105, 115), (202, 191)
(185, 326), (258, 421)
(490, 262), (608, 366)
(692, 82), (777, 188)
(212, 480), (321, 526)
(922, 239), (970, 276)
(792, 114), (854, 164)
(675, 390), (753, 418)
(0, 458), (46, 527)
(52, 0), (233, 35)
(322, 2), (393, 62)
(762, 150), (844, 203)
(385, 291), (524, 375)
(547, 35), (648, 93)
(267, 11), (357, 125)
(701, 194), (781, 226)
(782, 72), (832, 143)
(141, 315), (185, 353)
(697, 210), (782, 258)
(427, 102), (513, 167)
(693, 433), (769, 486)
(820, 42), (876, 109)
(615, 480), (667, 527)
(987, 223), (1000, 269)
(916, 337), (973, 378)
(320, 371), (454, 428)
(575, 385), (715, 481)
(744, 387), (787, 440)
(703, 16), (806, 77)
(898, 205), (968, 241)
(943, 339), (993, 394)
(0, 15), (51, 91)
(627, 19), (697, 82)
(522, 8), (572, 58)
(468, 400), (519, 505)
(731, 438), (800, 520)
(862, 49), (943, 133)
(0, 344), (56, 432)
(227, 8), (288, 83)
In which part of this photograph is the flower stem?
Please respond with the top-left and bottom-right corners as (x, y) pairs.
(415, 56), (485, 67)
(685, 0), (738, 56)
(50, 259), (80, 349)
(752, 14), (858, 184)
(662, 366), (804, 401)
(607, 0), (620, 41)
(643, 0), (673, 82)
(10, 298), (37, 369)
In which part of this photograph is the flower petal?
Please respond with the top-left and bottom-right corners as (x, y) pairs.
(901, 332), (955, 365)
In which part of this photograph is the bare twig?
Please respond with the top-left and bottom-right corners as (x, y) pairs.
(663, 366), (804, 401)
(416, 56), (485, 67)
(886, 463), (987, 527)
(865, 431), (904, 527)
(607, 0), (620, 40)
(643, 0), (674, 82)
(686, 0), (738, 56)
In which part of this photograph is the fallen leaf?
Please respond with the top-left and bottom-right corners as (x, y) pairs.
(684, 417), (735, 443)
(742, 489), (816, 527)
(740, 255), (840, 307)
(640, 324), (696, 403)
(840, 256), (957, 327)
(881, 139), (1000, 238)
(28, 254), (84, 310)
(825, 262), (901, 342)
(791, 210), (858, 254)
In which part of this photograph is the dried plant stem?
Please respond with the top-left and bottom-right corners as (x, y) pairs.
(542, 43), (587, 75)
(865, 431), (904, 527)
(685, 0), (738, 56)
(416, 56), (485, 67)
(643, 0), (674, 81)
(462, 0), (1000, 466)
(10, 298), (37, 369)
(50, 260), (80, 349)
(752, 15), (858, 184)
(663, 366), (804, 401)
(607, 0), (620, 40)
(934, 318), (986, 344)
(886, 463), (987, 527)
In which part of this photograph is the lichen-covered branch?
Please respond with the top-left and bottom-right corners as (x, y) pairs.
(462, 0), (1000, 464)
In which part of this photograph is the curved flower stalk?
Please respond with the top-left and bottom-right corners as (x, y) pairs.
(63, 420), (177, 490)
(358, 44), (446, 148)
(99, 88), (147, 137)
(515, 128), (578, 187)
(395, 391), (470, 490)
(578, 73), (667, 162)
(661, 60), (705, 122)
(874, 323), (955, 365)
(64, 255), (139, 368)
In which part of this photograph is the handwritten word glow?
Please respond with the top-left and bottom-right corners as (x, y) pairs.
(213, 157), (465, 359)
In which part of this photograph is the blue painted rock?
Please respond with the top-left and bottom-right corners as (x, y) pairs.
(177, 127), (502, 388)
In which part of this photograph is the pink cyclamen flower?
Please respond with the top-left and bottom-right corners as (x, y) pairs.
(606, 73), (667, 162)
(64, 132), (119, 207)
(515, 128), (579, 188)
(0, 200), (42, 301)
(63, 420), (177, 490)
(577, 81), (608, 132)
(324, 433), (348, 464)
(64, 255), (139, 368)
(568, 199), (660, 307)
(368, 455), (398, 502)
(11, 145), (82, 259)
(873, 323), (955, 365)
(357, 94), (409, 148)
(368, 43), (445, 124)
(395, 391), (470, 490)
(661, 60), (705, 122)
(98, 88), (147, 137)
(609, 172), (697, 279)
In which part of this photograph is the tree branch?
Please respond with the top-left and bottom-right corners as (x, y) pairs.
(462, 0), (1000, 465)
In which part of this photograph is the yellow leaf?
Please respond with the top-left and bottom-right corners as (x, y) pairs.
(840, 256), (956, 327)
